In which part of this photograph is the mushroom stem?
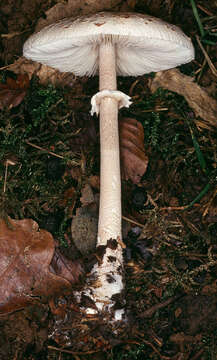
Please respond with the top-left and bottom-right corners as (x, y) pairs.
(79, 42), (125, 318)
(97, 42), (122, 245)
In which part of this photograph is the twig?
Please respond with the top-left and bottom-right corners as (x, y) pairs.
(160, 182), (211, 212)
(3, 159), (17, 193)
(141, 107), (168, 113)
(141, 339), (171, 360)
(139, 294), (182, 318)
(191, 348), (205, 360)
(196, 35), (217, 77)
(122, 215), (145, 228)
(197, 4), (213, 17)
(188, 258), (217, 278)
(183, 251), (217, 259)
(196, 56), (207, 83)
(202, 188), (217, 217)
(0, 64), (12, 71)
(25, 140), (64, 159)
(47, 345), (101, 355)
(1, 29), (31, 39)
(3, 162), (9, 193)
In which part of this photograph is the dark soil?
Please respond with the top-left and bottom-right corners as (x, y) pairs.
(0, 0), (217, 359)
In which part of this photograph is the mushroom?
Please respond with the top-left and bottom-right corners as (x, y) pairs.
(23, 12), (194, 319)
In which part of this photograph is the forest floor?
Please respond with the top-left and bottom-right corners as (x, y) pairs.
(0, 0), (217, 359)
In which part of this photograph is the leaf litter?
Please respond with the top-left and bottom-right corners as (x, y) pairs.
(0, 217), (84, 315)
(0, 0), (217, 359)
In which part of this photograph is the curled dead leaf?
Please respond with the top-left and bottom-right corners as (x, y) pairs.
(7, 57), (76, 86)
(0, 73), (29, 109)
(150, 68), (217, 130)
(120, 117), (148, 184)
(0, 218), (84, 315)
(88, 175), (100, 191)
(50, 248), (84, 285)
(58, 187), (77, 217)
(35, 0), (123, 32)
(6, 1), (123, 86)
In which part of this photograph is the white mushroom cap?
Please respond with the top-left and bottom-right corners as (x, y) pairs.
(23, 12), (194, 76)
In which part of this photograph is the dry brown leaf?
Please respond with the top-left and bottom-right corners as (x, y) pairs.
(150, 68), (217, 130)
(58, 187), (77, 217)
(50, 248), (84, 286)
(0, 73), (29, 109)
(6, 57), (40, 79)
(0, 217), (84, 315)
(6, 1), (124, 85)
(35, 0), (123, 32)
(36, 62), (77, 87)
(202, 280), (217, 295)
(88, 175), (100, 191)
(7, 57), (76, 86)
(120, 117), (148, 184)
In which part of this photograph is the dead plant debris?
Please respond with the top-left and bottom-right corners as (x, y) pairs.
(0, 217), (84, 315)
(150, 68), (217, 130)
(0, 0), (217, 359)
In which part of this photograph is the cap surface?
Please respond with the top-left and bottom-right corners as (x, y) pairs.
(23, 12), (194, 76)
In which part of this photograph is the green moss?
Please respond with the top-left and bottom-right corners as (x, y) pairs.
(0, 76), (80, 241)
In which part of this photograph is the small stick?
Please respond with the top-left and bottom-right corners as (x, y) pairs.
(0, 64), (11, 71)
(141, 339), (171, 360)
(47, 345), (101, 355)
(1, 30), (28, 39)
(191, 348), (205, 360)
(140, 294), (182, 318)
(160, 183), (211, 212)
(197, 4), (213, 17)
(25, 140), (64, 159)
(202, 188), (217, 218)
(3, 159), (16, 193)
(141, 107), (168, 113)
(196, 35), (217, 77)
(122, 215), (145, 228)
(3, 162), (9, 193)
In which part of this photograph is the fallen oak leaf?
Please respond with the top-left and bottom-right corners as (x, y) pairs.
(58, 186), (77, 217)
(6, 73), (29, 90)
(0, 217), (84, 315)
(35, 0), (123, 32)
(0, 88), (26, 109)
(5, 0), (123, 87)
(50, 248), (84, 285)
(150, 68), (217, 130)
(7, 57), (77, 87)
(120, 117), (148, 184)
(0, 73), (29, 110)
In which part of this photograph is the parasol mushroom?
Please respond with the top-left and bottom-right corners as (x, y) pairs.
(23, 12), (194, 319)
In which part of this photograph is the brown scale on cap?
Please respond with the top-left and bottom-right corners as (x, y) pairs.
(107, 239), (118, 250)
(107, 256), (117, 263)
(106, 274), (116, 283)
(94, 22), (106, 26)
